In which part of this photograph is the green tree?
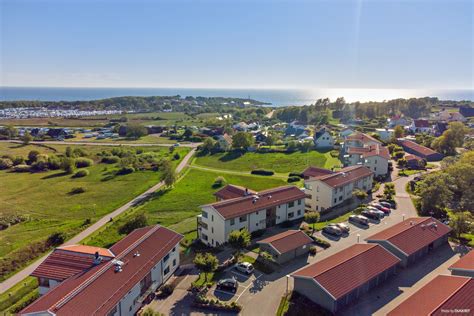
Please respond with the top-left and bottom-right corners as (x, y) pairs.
(160, 160), (176, 188)
(0, 125), (18, 139)
(201, 137), (216, 153)
(352, 189), (368, 201)
(449, 211), (473, 239)
(27, 150), (40, 164)
(126, 124), (148, 139)
(415, 173), (454, 216)
(265, 134), (275, 146)
(193, 252), (219, 282)
(119, 214), (148, 234)
(432, 122), (468, 156)
(393, 125), (404, 139)
(21, 132), (33, 145)
(61, 157), (76, 174)
(304, 211), (320, 234)
(232, 132), (254, 150)
(65, 146), (73, 158)
(228, 228), (251, 257)
(183, 128), (193, 139)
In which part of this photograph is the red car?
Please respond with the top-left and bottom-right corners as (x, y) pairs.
(370, 203), (391, 214)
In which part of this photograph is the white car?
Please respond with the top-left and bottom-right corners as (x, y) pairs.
(235, 262), (254, 275)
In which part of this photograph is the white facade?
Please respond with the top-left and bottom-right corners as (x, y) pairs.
(198, 199), (305, 247)
(345, 153), (389, 177)
(304, 176), (373, 212)
(375, 128), (394, 141)
(314, 131), (334, 148)
(409, 122), (433, 134)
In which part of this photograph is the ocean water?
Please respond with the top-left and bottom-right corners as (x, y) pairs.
(0, 87), (473, 106)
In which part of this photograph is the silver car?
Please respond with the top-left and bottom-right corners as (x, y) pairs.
(328, 223), (350, 233)
(323, 225), (343, 236)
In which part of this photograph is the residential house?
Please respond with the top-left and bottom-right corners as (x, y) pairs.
(433, 110), (467, 123)
(339, 127), (355, 139)
(459, 106), (474, 118)
(366, 217), (451, 267)
(433, 121), (448, 137)
(197, 185), (306, 247)
(345, 145), (390, 177)
(292, 244), (400, 313)
(387, 275), (474, 316)
(285, 121), (308, 137)
(21, 225), (182, 316)
(375, 128), (394, 141)
(388, 115), (411, 128)
(404, 154), (425, 170)
(398, 139), (443, 161)
(409, 119), (433, 134)
(257, 230), (313, 264)
(448, 250), (474, 278)
(304, 165), (373, 212)
(217, 133), (233, 151)
(213, 184), (255, 201)
(313, 126), (334, 149)
(342, 132), (382, 153)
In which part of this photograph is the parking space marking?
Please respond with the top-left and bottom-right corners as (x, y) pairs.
(235, 272), (263, 302)
(230, 270), (253, 279)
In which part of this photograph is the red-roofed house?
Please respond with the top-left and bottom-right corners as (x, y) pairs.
(387, 275), (474, 316)
(257, 230), (313, 264)
(409, 119), (433, 133)
(213, 184), (256, 201)
(304, 165), (373, 212)
(398, 139), (443, 161)
(198, 185), (306, 247)
(366, 217), (451, 267)
(292, 244), (401, 313)
(449, 250), (474, 277)
(405, 154), (426, 170)
(21, 225), (183, 316)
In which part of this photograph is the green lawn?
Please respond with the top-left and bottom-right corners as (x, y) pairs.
(0, 142), (189, 279)
(313, 212), (354, 231)
(84, 168), (286, 248)
(194, 150), (341, 174)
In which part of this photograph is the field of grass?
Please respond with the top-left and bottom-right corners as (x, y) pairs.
(69, 133), (178, 144)
(84, 168), (286, 248)
(194, 150), (342, 174)
(0, 142), (189, 277)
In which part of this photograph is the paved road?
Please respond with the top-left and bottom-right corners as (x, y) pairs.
(0, 148), (196, 294)
(1, 139), (201, 148)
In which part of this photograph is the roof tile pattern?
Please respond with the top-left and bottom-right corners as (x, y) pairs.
(213, 184), (255, 200)
(308, 165), (373, 188)
(258, 230), (313, 254)
(293, 244), (400, 299)
(449, 250), (474, 272)
(398, 139), (441, 157)
(302, 166), (334, 178)
(367, 217), (451, 255)
(388, 275), (473, 316)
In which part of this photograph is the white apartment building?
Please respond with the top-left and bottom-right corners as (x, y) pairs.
(304, 165), (373, 212)
(21, 226), (182, 316)
(198, 185), (306, 247)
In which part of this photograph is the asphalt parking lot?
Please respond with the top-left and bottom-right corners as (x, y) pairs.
(209, 266), (264, 302)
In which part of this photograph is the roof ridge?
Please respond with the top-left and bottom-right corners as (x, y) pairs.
(312, 244), (377, 277)
(384, 217), (432, 240)
(209, 185), (297, 207)
(428, 276), (471, 315)
(266, 230), (299, 242)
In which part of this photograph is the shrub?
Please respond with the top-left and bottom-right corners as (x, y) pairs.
(47, 155), (62, 170)
(173, 153), (180, 160)
(287, 176), (300, 183)
(251, 169), (274, 176)
(70, 187), (86, 194)
(27, 150), (40, 164)
(311, 236), (331, 248)
(212, 176), (226, 188)
(309, 246), (317, 256)
(12, 156), (24, 165)
(73, 169), (89, 178)
(119, 214), (148, 234)
(117, 166), (135, 175)
(30, 155), (49, 171)
(0, 158), (13, 170)
(288, 172), (303, 178)
(75, 157), (93, 168)
(330, 150), (339, 158)
(46, 232), (66, 247)
(13, 164), (30, 172)
(161, 284), (174, 296)
(101, 155), (120, 164)
(61, 157), (76, 174)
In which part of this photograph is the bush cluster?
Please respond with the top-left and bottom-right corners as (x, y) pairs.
(251, 169), (274, 176)
(73, 169), (89, 178)
(287, 176), (300, 183)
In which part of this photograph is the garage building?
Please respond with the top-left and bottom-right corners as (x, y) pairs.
(292, 244), (400, 313)
(449, 250), (474, 278)
(257, 230), (313, 264)
(366, 217), (451, 267)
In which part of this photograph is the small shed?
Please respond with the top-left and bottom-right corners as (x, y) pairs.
(257, 230), (313, 264)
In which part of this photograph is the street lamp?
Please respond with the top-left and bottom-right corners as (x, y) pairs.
(357, 234), (360, 243)
(286, 275), (290, 296)
(402, 214), (405, 221)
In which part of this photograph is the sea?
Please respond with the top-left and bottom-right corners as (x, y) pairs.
(0, 87), (473, 107)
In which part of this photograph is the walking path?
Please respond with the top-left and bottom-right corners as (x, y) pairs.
(0, 148), (196, 294)
(0, 140), (201, 148)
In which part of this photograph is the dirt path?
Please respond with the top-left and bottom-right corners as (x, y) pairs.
(0, 148), (196, 294)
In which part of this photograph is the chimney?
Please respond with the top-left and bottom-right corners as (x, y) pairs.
(93, 251), (102, 265)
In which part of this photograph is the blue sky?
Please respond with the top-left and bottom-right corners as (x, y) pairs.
(1, 0), (472, 89)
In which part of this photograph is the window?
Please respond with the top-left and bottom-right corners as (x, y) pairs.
(298, 199), (302, 205)
(239, 216), (246, 222)
(140, 272), (152, 295)
(317, 186), (319, 192)
(316, 196), (319, 201)
(164, 266), (170, 275)
(339, 196), (343, 201)
(211, 215), (214, 222)
(316, 206), (319, 210)
(256, 222), (258, 226)
(334, 198), (337, 204)
(202, 211), (208, 218)
(256, 211), (259, 215)
(288, 201), (295, 208)
(211, 227), (214, 233)
(297, 210), (301, 216)
(202, 234), (208, 241)
(230, 218), (235, 225)
(374, 167), (377, 171)
(164, 254), (170, 262)
(288, 212), (294, 218)
(173, 259), (177, 266)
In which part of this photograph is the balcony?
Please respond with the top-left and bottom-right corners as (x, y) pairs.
(197, 215), (208, 230)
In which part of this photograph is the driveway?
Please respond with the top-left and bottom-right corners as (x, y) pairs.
(0, 148), (196, 294)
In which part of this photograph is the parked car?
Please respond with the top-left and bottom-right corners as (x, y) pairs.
(368, 205), (390, 215)
(379, 199), (396, 208)
(235, 262), (254, 275)
(368, 207), (386, 217)
(362, 210), (383, 220)
(378, 201), (393, 209)
(349, 215), (369, 225)
(217, 277), (238, 292)
(323, 225), (343, 236)
(328, 223), (350, 233)
(370, 203), (391, 213)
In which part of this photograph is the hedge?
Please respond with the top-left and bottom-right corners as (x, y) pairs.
(287, 176), (300, 183)
(288, 172), (303, 178)
(75, 157), (93, 168)
(251, 169), (274, 176)
(73, 169), (89, 178)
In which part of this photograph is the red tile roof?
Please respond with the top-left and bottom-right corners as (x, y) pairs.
(205, 185), (306, 220)
(449, 250), (474, 272)
(292, 244), (400, 299)
(347, 144), (390, 160)
(302, 166), (334, 178)
(366, 217), (451, 256)
(258, 230), (313, 254)
(413, 119), (431, 128)
(213, 184), (256, 200)
(58, 245), (115, 258)
(388, 275), (473, 316)
(307, 165), (373, 188)
(398, 139), (441, 157)
(21, 226), (183, 316)
(404, 154), (423, 162)
(346, 132), (382, 145)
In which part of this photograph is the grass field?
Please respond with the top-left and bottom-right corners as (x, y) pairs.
(194, 150), (342, 174)
(84, 168), (286, 248)
(68, 133), (178, 144)
(0, 142), (189, 278)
